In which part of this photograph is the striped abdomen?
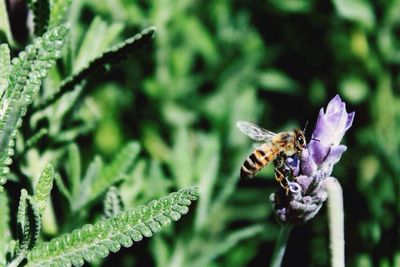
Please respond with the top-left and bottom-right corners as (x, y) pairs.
(240, 144), (279, 179)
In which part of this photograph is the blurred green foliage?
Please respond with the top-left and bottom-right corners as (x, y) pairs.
(1, 0), (400, 266)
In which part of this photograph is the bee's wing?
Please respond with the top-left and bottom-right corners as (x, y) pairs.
(252, 142), (264, 149)
(236, 121), (276, 141)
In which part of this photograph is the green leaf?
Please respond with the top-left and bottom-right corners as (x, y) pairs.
(66, 143), (81, 197)
(32, 164), (54, 216)
(71, 142), (140, 211)
(36, 26), (156, 110)
(0, 0), (14, 45)
(73, 17), (124, 72)
(88, 142), (140, 204)
(103, 186), (124, 219)
(0, 44), (10, 98)
(29, 0), (50, 36)
(54, 172), (71, 201)
(25, 128), (48, 150)
(16, 190), (41, 256)
(49, 0), (72, 27)
(194, 134), (220, 230)
(332, 0), (375, 29)
(26, 186), (199, 267)
(169, 127), (193, 188)
(191, 225), (265, 267)
(0, 192), (11, 265)
(4, 24), (69, 103)
(71, 155), (103, 211)
(0, 25), (68, 190)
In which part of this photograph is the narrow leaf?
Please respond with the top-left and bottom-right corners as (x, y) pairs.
(32, 164), (54, 216)
(73, 17), (123, 72)
(48, 0), (72, 27)
(54, 172), (71, 200)
(71, 155), (103, 211)
(25, 128), (48, 149)
(29, 0), (50, 36)
(88, 142), (140, 205)
(103, 186), (124, 219)
(66, 143), (81, 197)
(0, 43), (10, 99)
(192, 225), (265, 267)
(16, 190), (42, 256)
(0, 25), (68, 190)
(26, 186), (199, 267)
(0, 0), (14, 45)
(0, 192), (11, 265)
(194, 134), (219, 230)
(36, 26), (156, 110)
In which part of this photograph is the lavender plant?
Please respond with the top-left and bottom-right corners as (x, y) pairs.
(269, 95), (354, 266)
(0, 2), (199, 267)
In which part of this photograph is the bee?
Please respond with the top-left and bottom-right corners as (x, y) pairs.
(237, 121), (306, 191)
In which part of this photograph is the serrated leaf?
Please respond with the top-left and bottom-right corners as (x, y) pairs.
(0, 192), (11, 265)
(74, 17), (124, 72)
(26, 186), (199, 267)
(0, 25), (68, 190)
(16, 190), (42, 256)
(32, 164), (54, 216)
(29, 0), (50, 36)
(37, 26), (156, 110)
(49, 0), (72, 27)
(103, 186), (124, 219)
(0, 44), (10, 98)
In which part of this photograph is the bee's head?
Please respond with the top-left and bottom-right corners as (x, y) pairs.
(294, 129), (306, 154)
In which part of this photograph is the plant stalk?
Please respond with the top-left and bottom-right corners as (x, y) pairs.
(326, 177), (345, 267)
(270, 224), (292, 267)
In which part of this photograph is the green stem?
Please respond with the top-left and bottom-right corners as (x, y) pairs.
(326, 177), (345, 267)
(270, 225), (293, 267)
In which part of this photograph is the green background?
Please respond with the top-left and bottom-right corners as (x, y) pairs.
(3, 0), (400, 266)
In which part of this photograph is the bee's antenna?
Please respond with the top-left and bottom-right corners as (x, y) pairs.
(303, 121), (309, 133)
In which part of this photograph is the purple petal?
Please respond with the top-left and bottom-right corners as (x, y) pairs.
(308, 140), (330, 165)
(324, 145), (347, 166)
(312, 109), (333, 142)
(325, 105), (345, 130)
(300, 149), (317, 176)
(295, 175), (313, 192)
(345, 112), (355, 131)
(326, 95), (343, 114)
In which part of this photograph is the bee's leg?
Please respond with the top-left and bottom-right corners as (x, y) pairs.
(274, 157), (290, 195)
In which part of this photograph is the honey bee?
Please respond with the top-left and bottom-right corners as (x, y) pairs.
(237, 121), (306, 191)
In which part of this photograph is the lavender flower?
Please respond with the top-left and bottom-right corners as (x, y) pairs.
(271, 95), (354, 225)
